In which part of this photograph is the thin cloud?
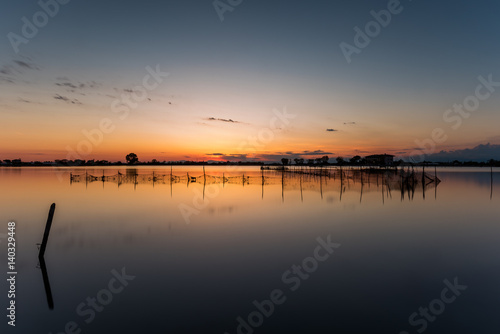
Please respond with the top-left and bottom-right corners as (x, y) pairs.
(53, 94), (82, 105)
(0, 66), (13, 75)
(300, 150), (334, 156)
(326, 129), (338, 132)
(13, 60), (39, 70)
(206, 153), (249, 161)
(206, 117), (241, 123)
(0, 58), (39, 84)
(56, 82), (81, 89)
(344, 122), (356, 125)
(55, 79), (100, 92)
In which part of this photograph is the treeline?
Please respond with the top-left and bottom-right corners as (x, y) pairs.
(1, 157), (500, 167)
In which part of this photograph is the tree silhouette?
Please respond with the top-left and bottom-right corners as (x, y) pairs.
(281, 158), (289, 166)
(350, 155), (361, 164)
(336, 157), (345, 165)
(126, 153), (138, 165)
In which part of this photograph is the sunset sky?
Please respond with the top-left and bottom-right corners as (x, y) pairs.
(1, 0), (500, 162)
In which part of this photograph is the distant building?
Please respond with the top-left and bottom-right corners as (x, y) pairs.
(365, 154), (394, 166)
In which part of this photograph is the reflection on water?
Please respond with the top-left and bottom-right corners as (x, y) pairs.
(38, 256), (54, 310)
(0, 166), (499, 334)
(69, 166), (441, 203)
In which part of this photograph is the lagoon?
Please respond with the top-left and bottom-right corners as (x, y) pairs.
(0, 166), (499, 333)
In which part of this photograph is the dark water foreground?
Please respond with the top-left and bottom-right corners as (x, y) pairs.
(0, 166), (499, 334)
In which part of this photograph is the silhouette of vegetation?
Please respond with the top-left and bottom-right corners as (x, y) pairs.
(126, 153), (138, 165)
(1, 155), (499, 167)
(350, 155), (361, 164)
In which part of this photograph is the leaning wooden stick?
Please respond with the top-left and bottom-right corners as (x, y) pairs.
(39, 203), (56, 258)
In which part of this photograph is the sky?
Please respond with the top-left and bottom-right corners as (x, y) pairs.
(1, 0), (500, 162)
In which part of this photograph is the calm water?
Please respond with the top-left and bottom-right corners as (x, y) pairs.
(1, 166), (499, 334)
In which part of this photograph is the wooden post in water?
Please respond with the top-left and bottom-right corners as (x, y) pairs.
(39, 203), (56, 258)
(320, 173), (323, 200)
(281, 170), (284, 202)
(491, 165), (493, 199)
(422, 163), (425, 185)
(300, 173), (303, 202)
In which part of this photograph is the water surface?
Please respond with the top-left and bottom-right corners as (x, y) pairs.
(1, 166), (499, 334)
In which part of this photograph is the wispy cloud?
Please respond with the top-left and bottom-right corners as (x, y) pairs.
(53, 94), (82, 105)
(206, 117), (241, 123)
(326, 128), (338, 132)
(13, 60), (39, 70)
(208, 153), (249, 161)
(205, 150), (335, 162)
(0, 58), (39, 84)
(55, 79), (100, 92)
(299, 150), (334, 156)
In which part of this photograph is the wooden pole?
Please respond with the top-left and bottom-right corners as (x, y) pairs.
(203, 163), (206, 183)
(39, 203), (56, 258)
(422, 163), (425, 185)
(281, 170), (284, 202)
(491, 165), (493, 200)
